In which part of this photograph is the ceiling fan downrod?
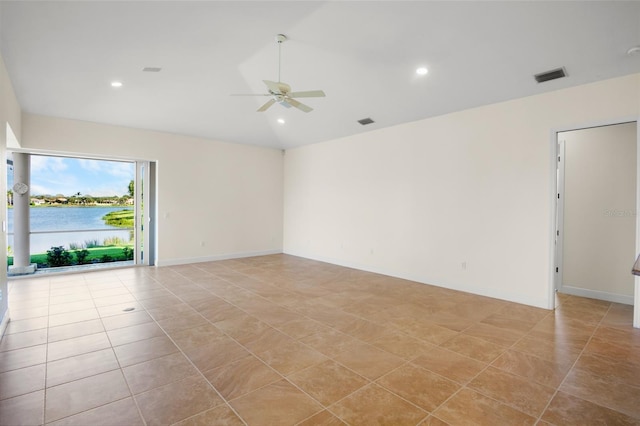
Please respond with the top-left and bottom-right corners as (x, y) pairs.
(276, 34), (287, 83)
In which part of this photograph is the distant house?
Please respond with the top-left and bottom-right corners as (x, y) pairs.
(31, 198), (45, 206)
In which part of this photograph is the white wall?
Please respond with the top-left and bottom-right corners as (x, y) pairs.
(560, 123), (637, 303)
(284, 74), (640, 309)
(21, 114), (284, 266)
(0, 51), (22, 334)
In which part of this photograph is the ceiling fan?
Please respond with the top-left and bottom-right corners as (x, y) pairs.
(232, 34), (325, 113)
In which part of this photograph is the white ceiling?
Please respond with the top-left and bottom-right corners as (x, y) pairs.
(1, 1), (639, 149)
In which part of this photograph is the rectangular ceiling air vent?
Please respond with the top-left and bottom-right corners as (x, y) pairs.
(358, 117), (375, 125)
(142, 67), (162, 72)
(534, 67), (566, 83)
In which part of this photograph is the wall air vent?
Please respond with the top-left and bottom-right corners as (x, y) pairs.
(358, 117), (375, 125)
(534, 67), (567, 83)
(142, 67), (162, 72)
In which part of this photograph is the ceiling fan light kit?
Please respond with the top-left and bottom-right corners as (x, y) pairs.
(231, 34), (325, 113)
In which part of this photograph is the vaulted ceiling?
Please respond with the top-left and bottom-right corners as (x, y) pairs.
(1, 1), (639, 149)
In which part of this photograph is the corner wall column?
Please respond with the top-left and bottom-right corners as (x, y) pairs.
(10, 153), (35, 274)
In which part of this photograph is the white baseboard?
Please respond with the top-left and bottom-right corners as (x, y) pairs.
(559, 285), (634, 305)
(283, 250), (551, 310)
(156, 249), (282, 267)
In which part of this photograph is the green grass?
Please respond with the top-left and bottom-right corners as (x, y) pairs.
(7, 245), (133, 267)
(102, 209), (134, 228)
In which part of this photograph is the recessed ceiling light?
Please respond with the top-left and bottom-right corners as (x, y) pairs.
(416, 67), (428, 76)
(277, 118), (285, 124)
(110, 81), (123, 88)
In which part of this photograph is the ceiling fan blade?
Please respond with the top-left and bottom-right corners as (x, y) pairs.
(257, 98), (276, 112)
(286, 98), (313, 113)
(230, 93), (270, 96)
(289, 90), (326, 98)
(263, 80), (291, 95)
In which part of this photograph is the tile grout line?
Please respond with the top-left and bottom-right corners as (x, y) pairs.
(91, 274), (149, 426)
(11, 272), (188, 424)
(198, 262), (531, 426)
(181, 264), (385, 425)
(217, 264), (453, 426)
(39, 275), (139, 426)
(168, 264), (383, 426)
(419, 303), (558, 423)
(485, 304), (558, 420)
(534, 299), (615, 423)
(136, 269), (250, 426)
(7, 259), (637, 425)
(7, 264), (500, 425)
(189, 259), (610, 425)
(118, 271), (235, 425)
(42, 276), (51, 426)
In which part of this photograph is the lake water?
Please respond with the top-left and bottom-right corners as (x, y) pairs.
(7, 206), (134, 254)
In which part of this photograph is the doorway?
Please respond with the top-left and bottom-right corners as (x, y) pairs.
(555, 121), (637, 307)
(6, 151), (156, 272)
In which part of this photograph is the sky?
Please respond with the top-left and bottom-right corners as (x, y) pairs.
(9, 154), (135, 197)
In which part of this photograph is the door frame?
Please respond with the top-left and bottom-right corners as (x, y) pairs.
(134, 160), (157, 266)
(549, 117), (640, 328)
(6, 148), (157, 270)
(555, 138), (566, 298)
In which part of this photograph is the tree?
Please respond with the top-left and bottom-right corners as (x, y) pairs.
(128, 180), (134, 197)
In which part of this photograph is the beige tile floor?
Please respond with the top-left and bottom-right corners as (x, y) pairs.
(1, 254), (639, 425)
